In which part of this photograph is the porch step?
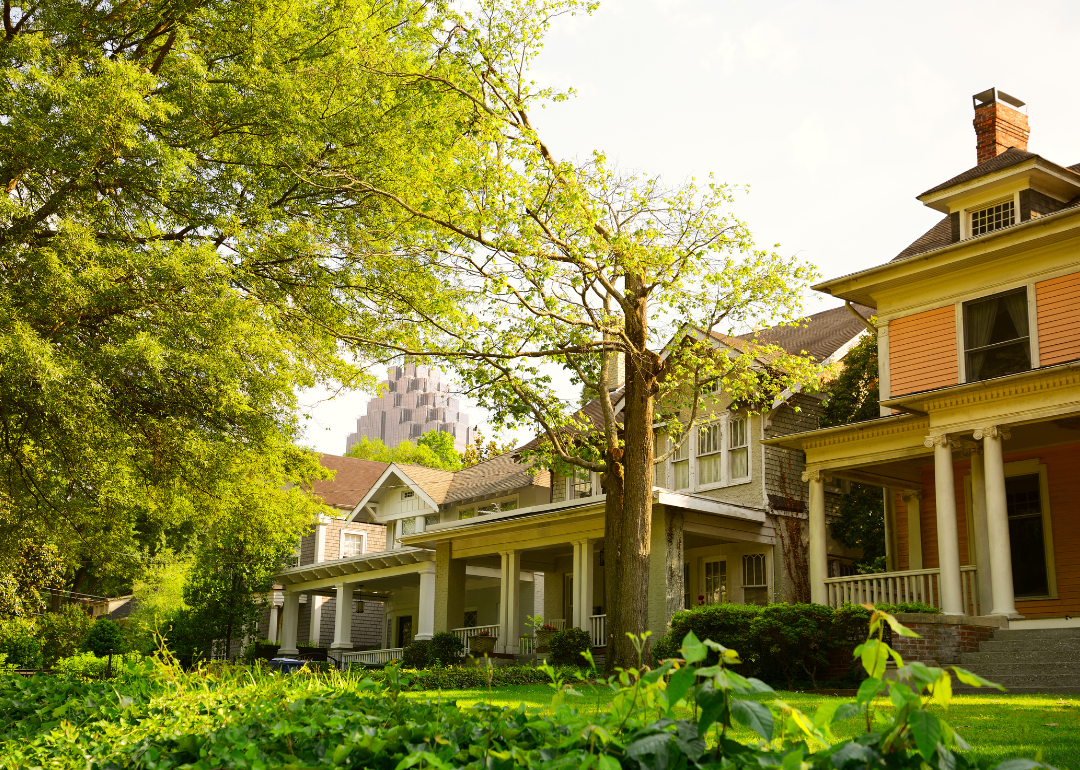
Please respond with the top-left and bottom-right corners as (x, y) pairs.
(955, 628), (1080, 694)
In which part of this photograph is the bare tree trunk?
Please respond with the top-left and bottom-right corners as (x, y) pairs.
(609, 273), (659, 670)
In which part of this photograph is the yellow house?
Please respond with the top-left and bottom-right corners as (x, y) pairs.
(766, 88), (1080, 629)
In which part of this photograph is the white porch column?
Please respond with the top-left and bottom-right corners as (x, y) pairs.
(498, 550), (521, 654)
(974, 425), (1019, 617)
(901, 491), (924, 570)
(968, 445), (994, 613)
(278, 591), (301, 656)
(415, 564), (436, 641)
(331, 583), (354, 649)
(803, 470), (828, 605)
(572, 539), (595, 630)
(926, 434), (963, 615)
(268, 602), (280, 644)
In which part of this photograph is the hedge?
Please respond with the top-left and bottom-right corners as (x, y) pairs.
(349, 663), (588, 690)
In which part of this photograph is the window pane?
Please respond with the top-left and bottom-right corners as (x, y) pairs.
(458, 508), (475, 520)
(673, 437), (689, 462)
(425, 514), (440, 527)
(572, 467), (592, 498)
(342, 533), (363, 558)
(1006, 474), (1049, 597)
(964, 290), (1030, 381)
(704, 560), (727, 604)
(698, 424), (721, 456)
(463, 610), (478, 628)
(400, 518), (416, 536)
(730, 417), (747, 449)
(742, 553), (766, 587)
(698, 454), (721, 485)
(673, 460), (689, 490)
(731, 447), (748, 479)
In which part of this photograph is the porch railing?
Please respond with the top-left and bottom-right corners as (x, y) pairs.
(824, 566), (980, 616)
(590, 614), (607, 647)
(451, 623), (500, 650)
(339, 647), (403, 667)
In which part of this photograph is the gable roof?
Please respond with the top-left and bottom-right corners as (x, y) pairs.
(308, 454), (389, 507)
(397, 465), (456, 504)
(737, 304), (871, 362)
(919, 147), (1040, 198)
(444, 452), (550, 504)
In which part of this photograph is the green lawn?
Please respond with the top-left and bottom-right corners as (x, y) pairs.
(404, 685), (1080, 768)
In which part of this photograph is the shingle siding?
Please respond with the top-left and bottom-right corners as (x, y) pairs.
(763, 394), (822, 510)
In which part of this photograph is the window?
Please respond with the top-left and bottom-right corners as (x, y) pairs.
(697, 423), (723, 485)
(399, 517), (416, 537)
(742, 554), (768, 605)
(698, 379), (720, 396)
(672, 436), (690, 490)
(963, 289), (1030, 381)
(704, 559), (727, 605)
(463, 609), (478, 628)
(458, 508), (475, 520)
(286, 542), (301, 569)
(341, 532), (364, 558)
(971, 199), (1014, 236)
(1006, 474), (1050, 598)
(570, 467), (593, 498)
(729, 416), (749, 479)
(424, 514), (440, 527)
(401, 490), (415, 500)
(479, 500), (517, 516)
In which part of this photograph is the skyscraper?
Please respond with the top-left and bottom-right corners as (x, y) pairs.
(345, 364), (472, 453)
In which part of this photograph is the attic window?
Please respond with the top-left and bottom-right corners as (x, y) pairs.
(971, 200), (1014, 236)
(401, 490), (414, 500)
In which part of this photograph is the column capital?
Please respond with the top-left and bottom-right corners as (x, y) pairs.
(973, 425), (1012, 441)
(957, 440), (983, 458)
(900, 490), (923, 502)
(923, 434), (960, 449)
(801, 469), (832, 483)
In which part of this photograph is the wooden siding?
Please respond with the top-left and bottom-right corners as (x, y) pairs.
(1036, 271), (1080, 366)
(895, 443), (1080, 618)
(888, 305), (958, 396)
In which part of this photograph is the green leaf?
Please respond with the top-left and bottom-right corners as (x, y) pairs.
(908, 710), (942, 760)
(665, 665), (696, 712)
(859, 639), (889, 678)
(730, 698), (773, 741)
(680, 631), (706, 664)
(696, 685), (728, 735)
(597, 756), (621, 770)
(881, 611), (921, 638)
(856, 677), (886, 706)
(951, 666), (1006, 691)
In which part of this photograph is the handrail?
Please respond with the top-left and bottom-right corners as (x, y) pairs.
(823, 566), (980, 616)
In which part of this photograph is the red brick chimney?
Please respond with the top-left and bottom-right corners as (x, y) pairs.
(973, 88), (1029, 164)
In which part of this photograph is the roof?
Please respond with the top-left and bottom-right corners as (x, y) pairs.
(737, 304), (871, 362)
(395, 465), (456, 504)
(308, 454), (389, 507)
(919, 147), (1039, 198)
(892, 216), (953, 261)
(444, 452), (550, 504)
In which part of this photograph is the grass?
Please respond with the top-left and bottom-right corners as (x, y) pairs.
(404, 684), (1080, 768)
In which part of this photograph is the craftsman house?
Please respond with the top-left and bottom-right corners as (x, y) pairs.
(767, 88), (1080, 630)
(268, 310), (868, 664)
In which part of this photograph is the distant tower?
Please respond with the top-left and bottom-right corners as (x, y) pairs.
(345, 363), (472, 453)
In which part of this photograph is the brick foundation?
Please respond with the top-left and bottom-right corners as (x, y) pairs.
(888, 613), (1006, 665)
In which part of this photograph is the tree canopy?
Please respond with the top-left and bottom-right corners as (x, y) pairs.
(1, 0), (472, 595)
(345, 430), (464, 471)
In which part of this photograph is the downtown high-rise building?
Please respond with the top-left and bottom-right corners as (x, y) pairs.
(345, 364), (472, 453)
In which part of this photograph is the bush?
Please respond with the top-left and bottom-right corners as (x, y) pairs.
(38, 604), (94, 666)
(348, 663), (588, 690)
(0, 617), (42, 669)
(428, 632), (464, 665)
(401, 640), (430, 669)
(877, 601), (941, 615)
(54, 651), (142, 680)
(651, 603), (760, 666)
(80, 618), (126, 656)
(548, 627), (592, 667)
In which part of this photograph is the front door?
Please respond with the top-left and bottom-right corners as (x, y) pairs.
(397, 615), (413, 648)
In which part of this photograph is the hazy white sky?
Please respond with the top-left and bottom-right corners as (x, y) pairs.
(298, 0), (1080, 455)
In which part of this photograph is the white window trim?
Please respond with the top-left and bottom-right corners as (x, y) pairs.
(693, 416), (727, 492)
(339, 530), (366, 559)
(960, 193), (1018, 240)
(955, 282), (1038, 384)
(727, 414), (751, 485)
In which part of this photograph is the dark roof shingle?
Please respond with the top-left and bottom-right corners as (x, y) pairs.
(919, 147), (1038, 197)
(444, 453), (549, 504)
(737, 304), (871, 362)
(309, 454), (388, 507)
(892, 216), (953, 262)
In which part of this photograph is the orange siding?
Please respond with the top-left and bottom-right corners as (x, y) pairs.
(1036, 271), (1080, 366)
(896, 443), (1080, 618)
(889, 306), (958, 396)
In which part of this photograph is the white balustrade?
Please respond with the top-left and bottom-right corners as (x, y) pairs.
(451, 624), (500, 652)
(589, 614), (606, 647)
(823, 566), (980, 616)
(547, 619), (566, 630)
(340, 648), (403, 667)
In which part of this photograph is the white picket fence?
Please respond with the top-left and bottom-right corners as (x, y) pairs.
(590, 614), (607, 647)
(824, 566), (980, 616)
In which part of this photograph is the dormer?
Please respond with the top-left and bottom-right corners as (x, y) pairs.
(915, 90), (1080, 243)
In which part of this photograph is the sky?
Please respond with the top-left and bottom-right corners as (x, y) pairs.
(297, 0), (1080, 455)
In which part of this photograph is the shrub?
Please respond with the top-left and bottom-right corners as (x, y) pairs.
(54, 651), (142, 680)
(401, 640), (430, 669)
(428, 632), (464, 665)
(348, 663), (588, 690)
(80, 618), (126, 656)
(548, 627), (592, 667)
(0, 617), (42, 669)
(651, 602), (760, 666)
(878, 601), (941, 615)
(38, 604), (94, 666)
(751, 603), (835, 689)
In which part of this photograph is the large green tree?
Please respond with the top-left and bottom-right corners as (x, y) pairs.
(0, 0), (469, 590)
(345, 430), (464, 471)
(335, 0), (824, 667)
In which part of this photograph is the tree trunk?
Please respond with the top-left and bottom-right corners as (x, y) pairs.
(601, 447), (624, 674)
(608, 273), (658, 670)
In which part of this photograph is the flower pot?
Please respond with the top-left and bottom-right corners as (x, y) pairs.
(535, 630), (555, 653)
(469, 635), (497, 655)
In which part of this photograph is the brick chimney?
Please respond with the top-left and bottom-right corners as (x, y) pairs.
(973, 88), (1029, 164)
